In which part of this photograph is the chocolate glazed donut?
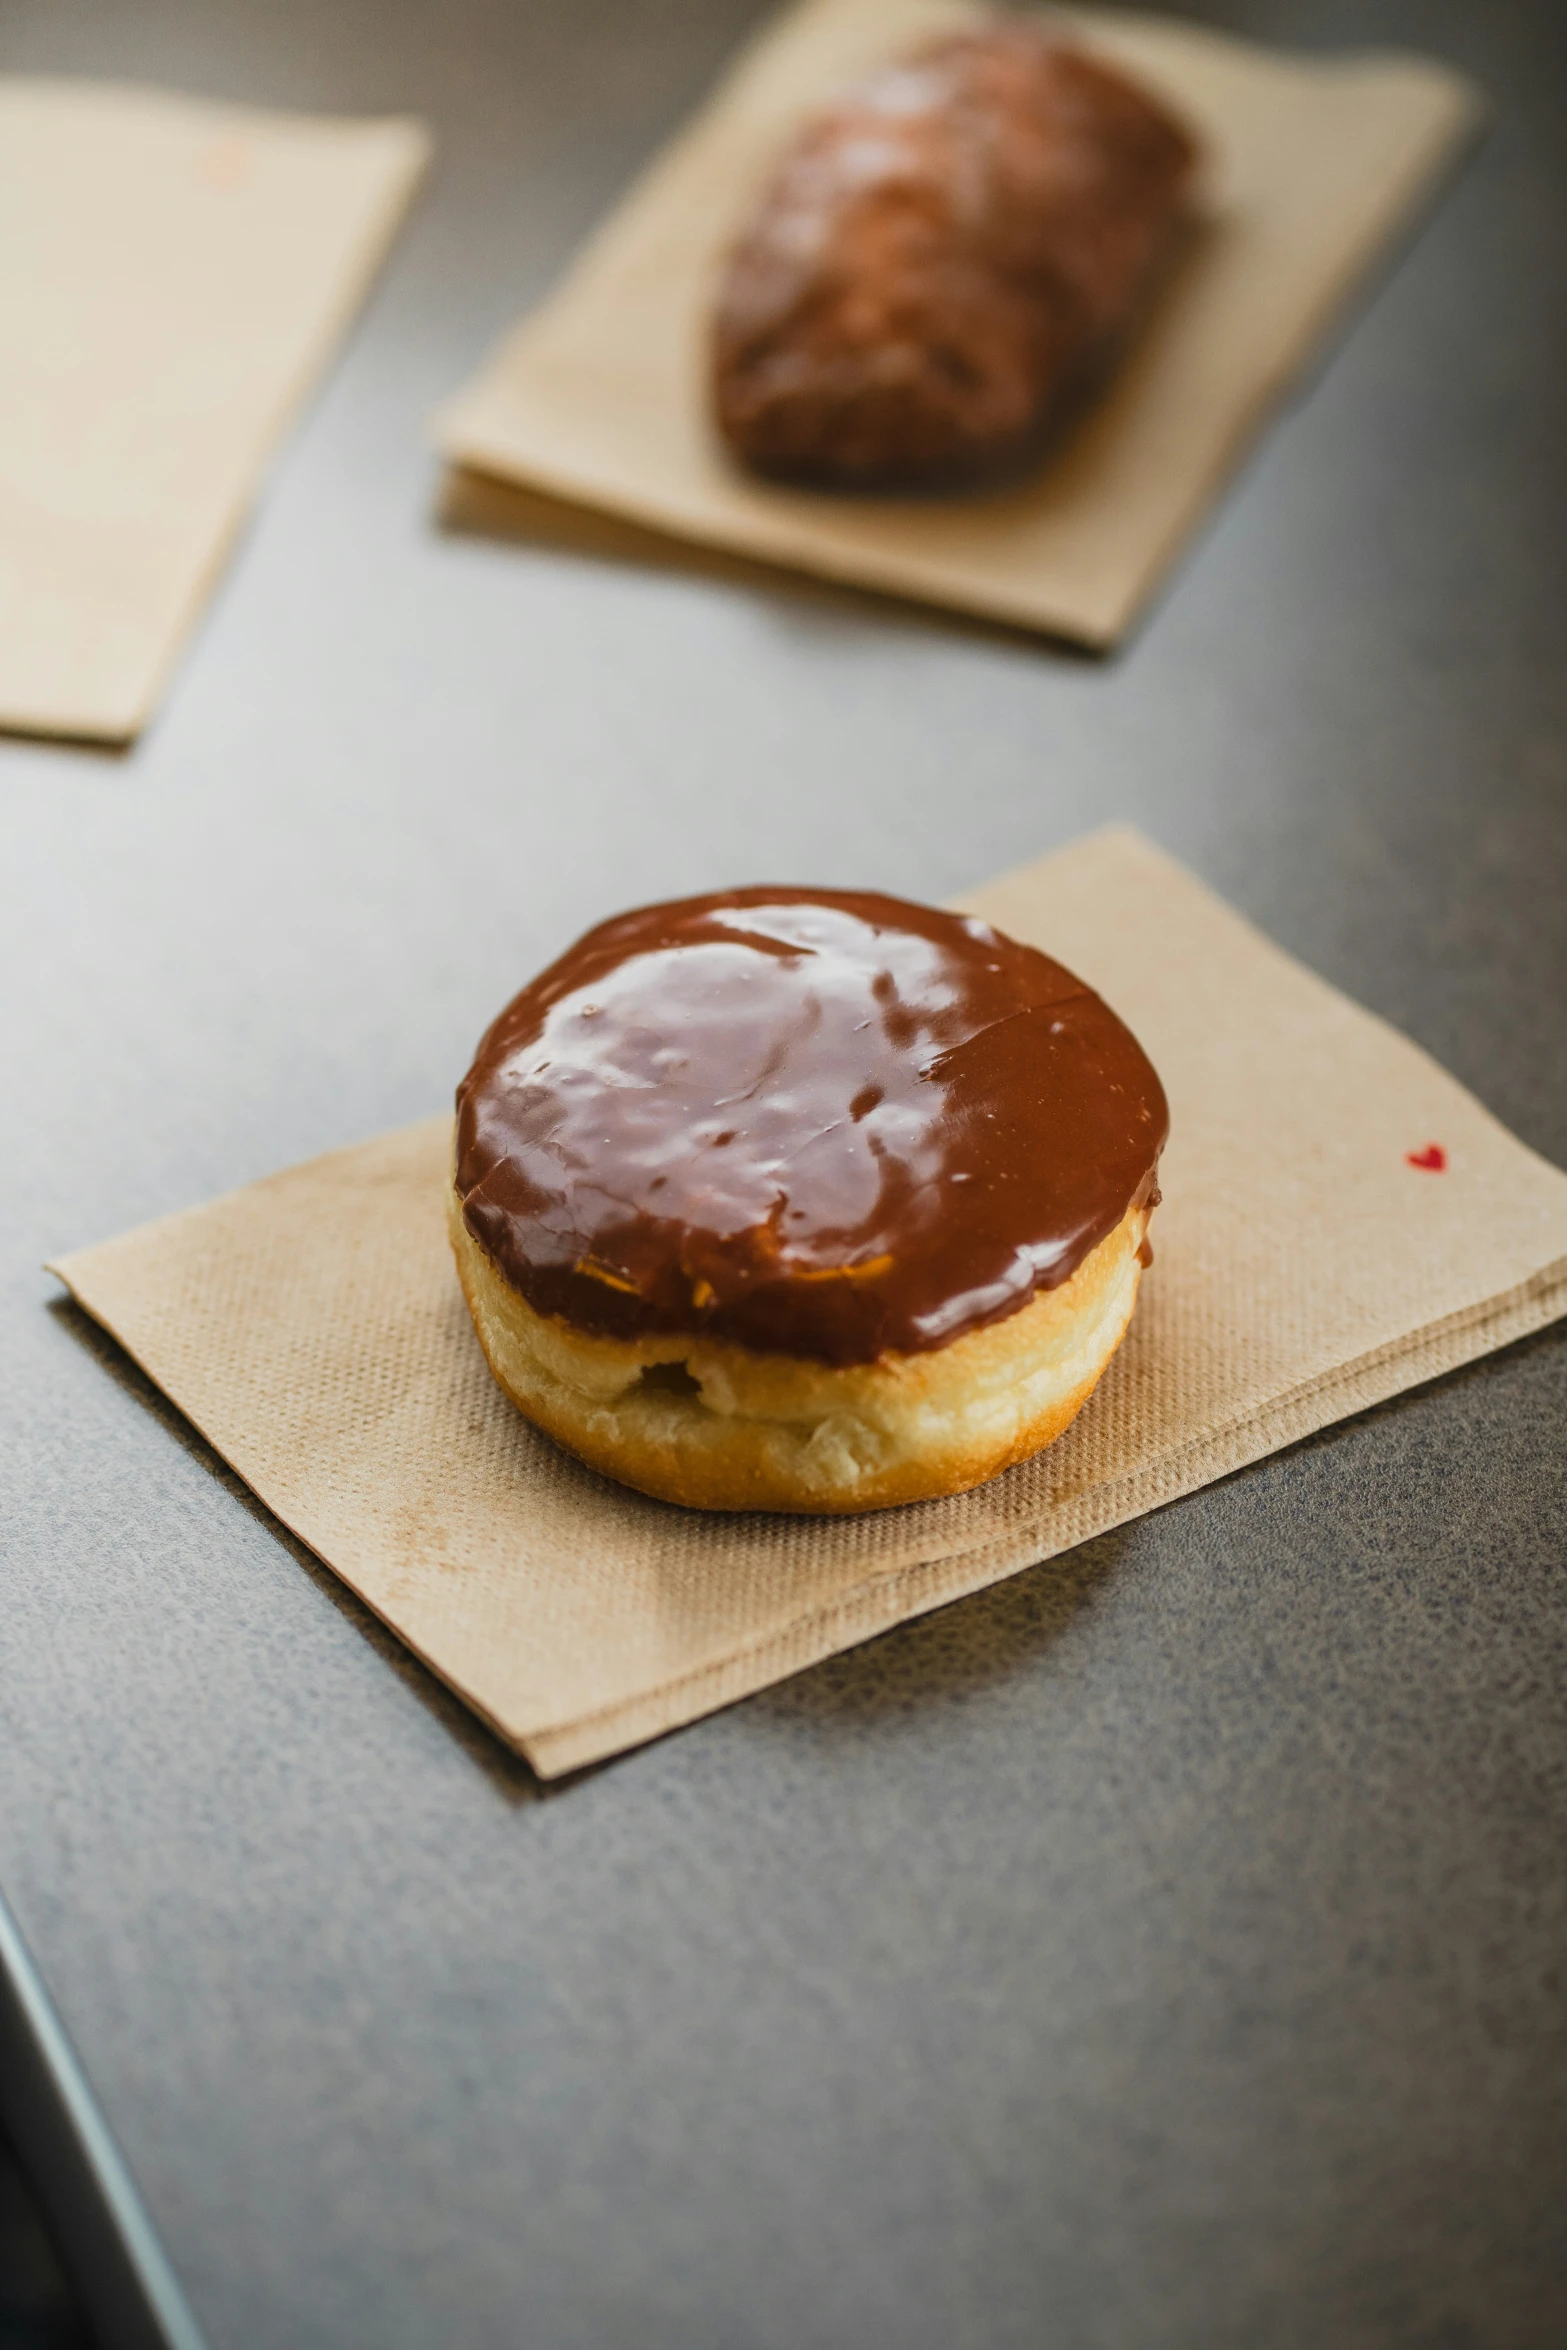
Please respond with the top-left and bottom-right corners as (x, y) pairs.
(711, 21), (1200, 487)
(450, 890), (1167, 1514)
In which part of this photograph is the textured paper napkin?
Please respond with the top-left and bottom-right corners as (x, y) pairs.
(435, 0), (1480, 646)
(48, 830), (1567, 1774)
(0, 80), (429, 743)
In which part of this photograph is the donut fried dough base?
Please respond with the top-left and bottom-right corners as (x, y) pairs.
(449, 1185), (1149, 1514)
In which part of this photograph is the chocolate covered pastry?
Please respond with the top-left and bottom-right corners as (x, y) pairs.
(711, 20), (1199, 487)
(451, 887), (1167, 1513)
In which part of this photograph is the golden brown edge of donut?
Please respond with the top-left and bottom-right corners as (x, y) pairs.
(448, 1179), (1151, 1515)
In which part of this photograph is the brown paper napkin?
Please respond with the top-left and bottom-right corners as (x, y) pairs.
(0, 80), (429, 743)
(435, 0), (1479, 647)
(48, 830), (1567, 1774)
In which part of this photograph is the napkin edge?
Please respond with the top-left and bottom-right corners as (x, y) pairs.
(521, 1255), (1567, 1775)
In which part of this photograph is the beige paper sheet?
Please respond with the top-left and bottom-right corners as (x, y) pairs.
(0, 80), (429, 743)
(49, 830), (1567, 1775)
(436, 0), (1479, 646)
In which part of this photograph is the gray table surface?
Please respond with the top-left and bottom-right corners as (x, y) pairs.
(3, 0), (1565, 2344)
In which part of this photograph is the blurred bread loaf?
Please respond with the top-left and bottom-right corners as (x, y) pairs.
(712, 20), (1199, 487)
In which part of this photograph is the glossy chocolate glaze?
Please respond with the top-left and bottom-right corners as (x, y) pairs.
(455, 889), (1167, 1366)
